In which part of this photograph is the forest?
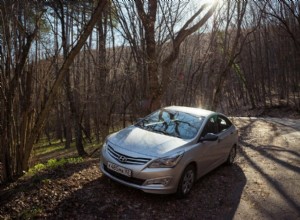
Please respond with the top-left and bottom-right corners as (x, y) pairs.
(0, 0), (299, 185)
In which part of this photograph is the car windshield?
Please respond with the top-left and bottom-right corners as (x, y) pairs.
(136, 109), (204, 139)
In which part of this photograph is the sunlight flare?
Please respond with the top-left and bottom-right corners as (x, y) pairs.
(201, 0), (222, 7)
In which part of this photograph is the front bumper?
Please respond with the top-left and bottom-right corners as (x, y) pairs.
(99, 160), (182, 194)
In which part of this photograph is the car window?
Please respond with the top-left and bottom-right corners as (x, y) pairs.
(201, 115), (218, 137)
(136, 109), (204, 139)
(217, 115), (232, 132)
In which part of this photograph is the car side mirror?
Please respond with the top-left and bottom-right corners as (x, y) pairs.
(199, 133), (218, 142)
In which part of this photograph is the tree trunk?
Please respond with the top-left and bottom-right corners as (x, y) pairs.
(9, 0), (108, 180)
(134, 0), (217, 112)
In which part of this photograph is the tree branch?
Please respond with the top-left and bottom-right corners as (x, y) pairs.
(26, 0), (109, 158)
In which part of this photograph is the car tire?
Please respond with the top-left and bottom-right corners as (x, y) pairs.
(226, 145), (237, 165)
(176, 164), (195, 198)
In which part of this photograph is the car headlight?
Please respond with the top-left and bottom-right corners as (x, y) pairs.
(147, 151), (184, 168)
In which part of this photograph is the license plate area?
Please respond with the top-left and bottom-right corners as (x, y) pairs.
(107, 162), (132, 177)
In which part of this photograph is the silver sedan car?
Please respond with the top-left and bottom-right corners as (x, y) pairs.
(100, 106), (238, 197)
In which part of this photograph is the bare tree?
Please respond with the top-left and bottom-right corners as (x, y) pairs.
(114, 0), (218, 112)
(0, 0), (46, 182)
(210, 0), (249, 110)
(0, 0), (108, 182)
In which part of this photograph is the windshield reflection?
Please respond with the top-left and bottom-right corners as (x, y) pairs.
(136, 109), (204, 139)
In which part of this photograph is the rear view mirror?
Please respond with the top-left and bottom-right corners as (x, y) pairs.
(199, 133), (218, 142)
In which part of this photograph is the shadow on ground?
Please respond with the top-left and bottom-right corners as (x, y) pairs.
(235, 117), (300, 219)
(0, 159), (96, 208)
(49, 164), (246, 219)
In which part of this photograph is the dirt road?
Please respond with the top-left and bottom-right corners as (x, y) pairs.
(0, 118), (299, 219)
(232, 117), (300, 220)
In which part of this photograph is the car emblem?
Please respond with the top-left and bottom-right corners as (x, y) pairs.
(119, 156), (127, 163)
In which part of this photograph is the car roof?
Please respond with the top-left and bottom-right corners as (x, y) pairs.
(163, 106), (215, 117)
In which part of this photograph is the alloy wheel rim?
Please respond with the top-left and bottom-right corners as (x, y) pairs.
(182, 170), (194, 194)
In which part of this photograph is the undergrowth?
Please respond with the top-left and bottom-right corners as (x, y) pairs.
(27, 157), (84, 176)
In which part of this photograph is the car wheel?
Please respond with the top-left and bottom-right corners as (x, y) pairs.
(226, 145), (237, 165)
(176, 164), (195, 198)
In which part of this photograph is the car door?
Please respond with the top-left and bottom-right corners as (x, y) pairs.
(195, 115), (221, 177)
(216, 115), (236, 162)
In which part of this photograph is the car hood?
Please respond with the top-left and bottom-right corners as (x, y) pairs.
(108, 126), (189, 157)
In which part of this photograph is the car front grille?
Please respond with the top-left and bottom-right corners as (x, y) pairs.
(107, 145), (151, 165)
(103, 164), (145, 185)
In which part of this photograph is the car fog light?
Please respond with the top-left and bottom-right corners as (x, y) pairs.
(144, 177), (172, 186)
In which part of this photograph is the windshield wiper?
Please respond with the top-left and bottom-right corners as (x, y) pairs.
(152, 129), (169, 135)
(135, 123), (142, 128)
